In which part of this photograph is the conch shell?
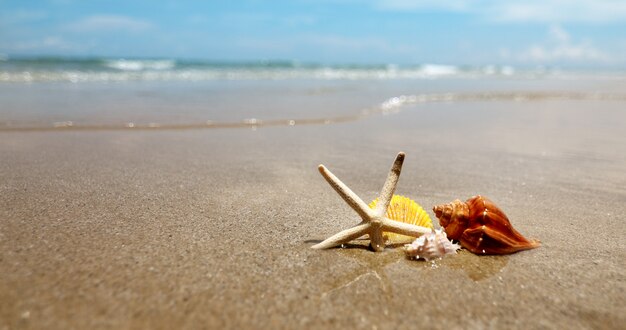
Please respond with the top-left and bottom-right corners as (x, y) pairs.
(369, 195), (433, 242)
(404, 228), (460, 261)
(433, 195), (540, 255)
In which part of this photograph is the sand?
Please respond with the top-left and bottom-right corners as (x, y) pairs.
(1, 96), (625, 329)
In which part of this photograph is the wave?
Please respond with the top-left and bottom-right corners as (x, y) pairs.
(418, 64), (458, 76)
(0, 57), (623, 82)
(103, 59), (176, 71)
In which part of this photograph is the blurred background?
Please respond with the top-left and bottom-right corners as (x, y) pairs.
(1, 0), (625, 128)
(2, 0), (626, 66)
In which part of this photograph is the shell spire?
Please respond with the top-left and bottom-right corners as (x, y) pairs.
(433, 195), (541, 255)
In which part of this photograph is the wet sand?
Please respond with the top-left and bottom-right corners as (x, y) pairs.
(1, 96), (625, 329)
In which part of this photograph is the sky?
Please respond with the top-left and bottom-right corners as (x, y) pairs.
(1, 0), (625, 67)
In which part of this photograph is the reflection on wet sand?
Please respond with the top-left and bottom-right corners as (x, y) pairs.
(318, 241), (510, 302)
(440, 250), (509, 282)
(320, 242), (403, 302)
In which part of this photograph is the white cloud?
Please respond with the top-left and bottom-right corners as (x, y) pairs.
(374, 0), (626, 23)
(511, 25), (610, 63)
(490, 1), (626, 23)
(520, 44), (607, 62)
(64, 15), (153, 33)
(548, 24), (570, 43)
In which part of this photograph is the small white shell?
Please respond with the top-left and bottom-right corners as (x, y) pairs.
(404, 229), (461, 261)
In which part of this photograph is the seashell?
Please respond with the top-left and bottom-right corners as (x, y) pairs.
(404, 228), (460, 261)
(433, 195), (541, 255)
(369, 195), (433, 242)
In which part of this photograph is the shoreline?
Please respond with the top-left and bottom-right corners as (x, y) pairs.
(1, 90), (625, 132)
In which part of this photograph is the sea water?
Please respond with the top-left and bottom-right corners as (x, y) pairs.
(0, 57), (525, 82)
(1, 56), (624, 131)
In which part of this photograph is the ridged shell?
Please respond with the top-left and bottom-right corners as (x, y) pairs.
(369, 195), (433, 242)
(404, 229), (460, 261)
(433, 195), (541, 255)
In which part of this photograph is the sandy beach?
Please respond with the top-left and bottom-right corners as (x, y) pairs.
(1, 79), (626, 329)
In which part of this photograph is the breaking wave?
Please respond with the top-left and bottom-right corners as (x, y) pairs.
(2, 57), (616, 83)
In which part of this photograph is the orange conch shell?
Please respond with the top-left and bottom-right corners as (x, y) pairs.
(369, 195), (433, 242)
(433, 195), (540, 255)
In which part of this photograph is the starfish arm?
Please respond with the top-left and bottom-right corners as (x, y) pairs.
(311, 222), (371, 249)
(369, 227), (386, 252)
(382, 218), (432, 237)
(374, 152), (405, 216)
(318, 164), (373, 221)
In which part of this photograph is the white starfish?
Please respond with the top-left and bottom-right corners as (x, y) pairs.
(312, 152), (432, 252)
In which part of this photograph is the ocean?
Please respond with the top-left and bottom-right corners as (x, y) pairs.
(0, 57), (525, 82)
(1, 56), (624, 131)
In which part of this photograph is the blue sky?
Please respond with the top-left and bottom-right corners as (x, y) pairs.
(1, 0), (625, 66)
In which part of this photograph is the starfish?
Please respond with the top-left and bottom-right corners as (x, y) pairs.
(312, 152), (432, 252)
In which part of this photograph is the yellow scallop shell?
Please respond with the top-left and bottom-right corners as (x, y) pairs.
(369, 195), (433, 242)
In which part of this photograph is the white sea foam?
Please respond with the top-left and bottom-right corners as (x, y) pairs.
(418, 64), (458, 76)
(501, 66), (515, 75)
(0, 62), (622, 83)
(104, 59), (176, 71)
